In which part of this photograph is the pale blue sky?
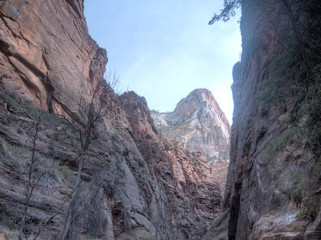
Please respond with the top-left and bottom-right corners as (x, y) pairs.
(84, 1), (241, 123)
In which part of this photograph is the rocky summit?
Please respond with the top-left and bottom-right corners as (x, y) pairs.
(151, 89), (231, 191)
(151, 89), (231, 163)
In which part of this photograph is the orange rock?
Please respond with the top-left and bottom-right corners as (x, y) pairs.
(0, 233), (7, 240)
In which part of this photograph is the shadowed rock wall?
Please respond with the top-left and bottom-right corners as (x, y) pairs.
(204, 1), (321, 239)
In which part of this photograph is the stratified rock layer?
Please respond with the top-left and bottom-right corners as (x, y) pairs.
(0, 1), (222, 239)
(0, 0), (106, 119)
(151, 89), (230, 162)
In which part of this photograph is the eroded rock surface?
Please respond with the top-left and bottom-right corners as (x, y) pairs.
(151, 89), (230, 162)
(121, 91), (222, 240)
(0, 0), (107, 119)
(151, 89), (230, 193)
(204, 1), (321, 239)
(0, 1), (223, 239)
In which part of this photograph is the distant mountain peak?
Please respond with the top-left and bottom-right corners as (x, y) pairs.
(151, 88), (230, 162)
(170, 88), (230, 132)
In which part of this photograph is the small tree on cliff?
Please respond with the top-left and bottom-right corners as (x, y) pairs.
(13, 103), (58, 240)
(104, 69), (122, 95)
(60, 94), (105, 240)
(17, 113), (44, 240)
(210, 0), (319, 73)
(208, 0), (240, 24)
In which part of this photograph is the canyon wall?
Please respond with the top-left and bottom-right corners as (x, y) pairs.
(204, 0), (321, 239)
(0, 0), (222, 239)
(121, 92), (222, 239)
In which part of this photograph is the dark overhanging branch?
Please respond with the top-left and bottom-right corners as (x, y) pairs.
(209, 0), (241, 25)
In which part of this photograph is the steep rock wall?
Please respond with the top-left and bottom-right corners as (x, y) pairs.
(0, 0), (106, 119)
(121, 92), (222, 240)
(204, 1), (321, 239)
(0, 1), (223, 239)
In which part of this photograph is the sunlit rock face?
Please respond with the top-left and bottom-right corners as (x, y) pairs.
(0, 0), (106, 119)
(151, 89), (231, 163)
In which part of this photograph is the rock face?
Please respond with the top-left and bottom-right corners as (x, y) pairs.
(0, 0), (105, 118)
(0, 1), (222, 239)
(121, 92), (222, 239)
(204, 1), (321, 239)
(151, 89), (231, 162)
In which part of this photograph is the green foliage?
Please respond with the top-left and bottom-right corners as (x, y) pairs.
(5, 113), (17, 123)
(254, 35), (304, 108)
(81, 234), (102, 240)
(242, 117), (253, 131)
(16, 128), (23, 134)
(48, 142), (54, 152)
(4, 142), (30, 165)
(144, 206), (152, 219)
(291, 65), (321, 155)
(296, 211), (303, 218)
(296, 208), (316, 220)
(0, 216), (19, 239)
(0, 140), (55, 186)
(264, 128), (299, 155)
(0, 91), (20, 109)
(292, 183), (303, 206)
(0, 90), (64, 128)
(0, 224), (19, 239)
(209, 0), (241, 24)
(0, 135), (77, 187)
(281, 160), (321, 220)
(266, 220), (274, 226)
(209, 0), (273, 25)
(112, 125), (128, 139)
(60, 166), (77, 183)
(306, 68), (321, 154)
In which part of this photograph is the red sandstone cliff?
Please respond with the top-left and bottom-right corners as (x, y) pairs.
(0, 1), (223, 239)
(0, 0), (107, 119)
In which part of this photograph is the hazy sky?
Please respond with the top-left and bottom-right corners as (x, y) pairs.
(84, 1), (241, 123)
